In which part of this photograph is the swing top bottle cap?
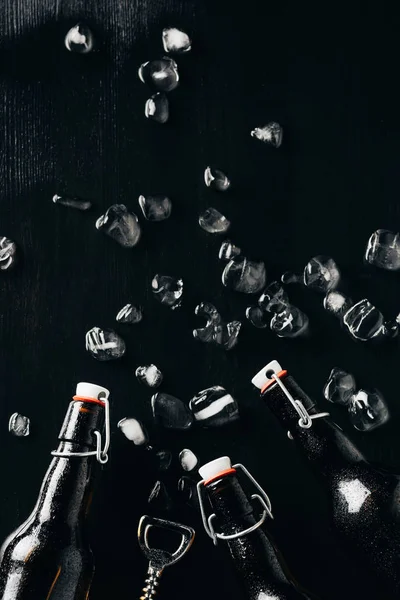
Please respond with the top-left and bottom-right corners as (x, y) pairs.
(199, 456), (233, 484)
(75, 382), (110, 401)
(252, 360), (285, 391)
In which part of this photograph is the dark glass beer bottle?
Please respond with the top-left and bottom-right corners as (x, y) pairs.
(253, 360), (400, 597)
(0, 382), (110, 600)
(198, 457), (311, 600)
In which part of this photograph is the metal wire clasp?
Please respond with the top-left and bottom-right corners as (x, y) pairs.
(51, 398), (110, 464)
(270, 373), (329, 437)
(196, 463), (273, 546)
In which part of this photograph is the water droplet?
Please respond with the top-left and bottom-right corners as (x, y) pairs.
(0, 237), (17, 271)
(8, 413), (30, 437)
(52, 194), (92, 211)
(323, 368), (357, 406)
(204, 167), (231, 192)
(138, 57), (179, 92)
(156, 450), (172, 471)
(117, 417), (148, 445)
(219, 240), (241, 261)
(323, 291), (353, 318)
(148, 480), (173, 511)
(151, 393), (193, 430)
(270, 305), (309, 338)
(145, 93), (169, 124)
(349, 389), (389, 432)
(258, 281), (289, 313)
(135, 364), (163, 388)
(365, 229), (400, 271)
(199, 208), (230, 234)
(342, 299), (385, 342)
(85, 327), (126, 361)
(189, 386), (239, 427)
(179, 448), (198, 471)
(251, 122), (283, 147)
(162, 27), (192, 53)
(65, 23), (95, 54)
(152, 274), (183, 309)
(116, 304), (143, 324)
(246, 306), (268, 328)
(138, 195), (172, 221)
(96, 204), (141, 248)
(222, 257), (266, 294)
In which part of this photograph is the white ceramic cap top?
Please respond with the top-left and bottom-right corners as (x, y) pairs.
(76, 382), (110, 401)
(198, 456), (232, 481)
(251, 360), (283, 390)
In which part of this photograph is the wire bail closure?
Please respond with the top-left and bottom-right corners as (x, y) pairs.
(269, 373), (329, 438)
(51, 397), (110, 464)
(196, 463), (273, 546)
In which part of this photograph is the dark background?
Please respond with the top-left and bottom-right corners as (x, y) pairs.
(1, 1), (400, 598)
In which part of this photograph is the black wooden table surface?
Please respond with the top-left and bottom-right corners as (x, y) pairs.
(1, 1), (400, 598)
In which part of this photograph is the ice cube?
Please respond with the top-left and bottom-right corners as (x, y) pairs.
(156, 450), (172, 471)
(303, 256), (340, 293)
(162, 27), (192, 53)
(52, 194), (92, 211)
(258, 281), (289, 313)
(117, 417), (148, 445)
(85, 327), (126, 361)
(222, 257), (266, 294)
(270, 305), (309, 338)
(189, 386), (239, 427)
(8, 413), (30, 437)
(151, 274), (183, 309)
(116, 303), (143, 324)
(364, 229), (400, 271)
(151, 393), (193, 430)
(144, 93), (169, 124)
(245, 306), (268, 329)
(251, 122), (283, 147)
(65, 23), (95, 54)
(342, 299), (385, 341)
(135, 364), (163, 388)
(138, 58), (179, 92)
(179, 448), (198, 471)
(323, 368), (356, 406)
(323, 291), (353, 318)
(96, 204), (141, 248)
(193, 302), (241, 349)
(348, 389), (389, 432)
(138, 195), (172, 221)
(148, 480), (172, 511)
(199, 208), (230, 234)
(204, 167), (231, 192)
(219, 240), (241, 261)
(0, 237), (17, 271)
(213, 321), (242, 350)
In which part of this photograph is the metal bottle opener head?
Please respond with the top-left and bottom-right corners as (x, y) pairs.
(137, 515), (195, 572)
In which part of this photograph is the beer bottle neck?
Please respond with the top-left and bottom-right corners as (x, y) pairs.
(262, 374), (366, 479)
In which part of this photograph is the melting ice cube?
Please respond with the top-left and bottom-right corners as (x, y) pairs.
(219, 240), (241, 261)
(251, 122), (283, 147)
(96, 204), (141, 248)
(138, 195), (172, 221)
(342, 299), (385, 342)
(65, 23), (95, 54)
(323, 368), (356, 406)
(151, 393), (193, 430)
(222, 257), (266, 294)
(148, 480), (172, 511)
(179, 448), (198, 471)
(156, 450), (172, 471)
(0, 237), (17, 271)
(144, 93), (169, 124)
(117, 417), (148, 445)
(258, 281), (289, 313)
(138, 58), (179, 92)
(52, 194), (92, 211)
(283, 256), (340, 293)
(116, 303), (143, 324)
(199, 208), (230, 234)
(151, 274), (183, 309)
(204, 167), (231, 192)
(364, 229), (400, 271)
(8, 413), (30, 437)
(246, 306), (268, 329)
(270, 305), (309, 338)
(189, 386), (239, 427)
(162, 27), (192, 53)
(135, 364), (163, 388)
(193, 302), (241, 350)
(348, 389), (389, 432)
(324, 291), (353, 318)
(85, 327), (126, 361)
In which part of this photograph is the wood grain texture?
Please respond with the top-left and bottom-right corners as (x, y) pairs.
(1, 1), (400, 598)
